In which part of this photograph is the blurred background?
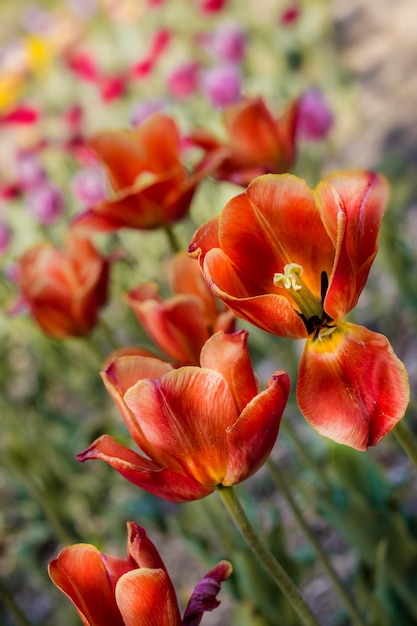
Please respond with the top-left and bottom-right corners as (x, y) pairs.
(1, 1), (417, 625)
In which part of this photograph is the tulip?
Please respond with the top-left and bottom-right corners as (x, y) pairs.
(71, 113), (202, 232)
(189, 96), (299, 186)
(49, 521), (232, 626)
(77, 330), (290, 501)
(189, 171), (410, 450)
(10, 233), (109, 338)
(126, 251), (235, 365)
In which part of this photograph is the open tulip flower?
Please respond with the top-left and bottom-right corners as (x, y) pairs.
(189, 171), (410, 451)
(71, 113), (204, 233)
(77, 330), (290, 501)
(126, 251), (236, 365)
(10, 233), (109, 338)
(189, 96), (299, 186)
(49, 521), (232, 626)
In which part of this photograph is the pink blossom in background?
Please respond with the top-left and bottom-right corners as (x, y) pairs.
(130, 99), (167, 126)
(204, 21), (246, 63)
(279, 4), (301, 26)
(16, 151), (46, 190)
(0, 220), (11, 254)
(166, 61), (200, 99)
(26, 181), (65, 225)
(296, 89), (334, 141)
(199, 0), (227, 13)
(0, 105), (40, 125)
(200, 64), (241, 108)
(71, 165), (108, 206)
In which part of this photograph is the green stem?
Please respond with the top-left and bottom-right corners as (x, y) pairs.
(163, 225), (182, 254)
(281, 419), (331, 490)
(0, 578), (33, 626)
(267, 459), (367, 626)
(393, 417), (417, 470)
(217, 485), (321, 626)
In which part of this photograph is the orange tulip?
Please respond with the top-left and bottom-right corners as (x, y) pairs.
(71, 113), (203, 233)
(77, 330), (289, 501)
(189, 171), (410, 450)
(189, 96), (299, 186)
(49, 521), (232, 626)
(126, 251), (236, 365)
(10, 234), (109, 338)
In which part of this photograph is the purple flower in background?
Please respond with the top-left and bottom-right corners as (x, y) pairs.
(71, 165), (108, 206)
(26, 181), (65, 225)
(166, 61), (200, 99)
(204, 22), (246, 63)
(200, 64), (241, 108)
(296, 89), (334, 141)
(16, 151), (46, 190)
(0, 220), (11, 254)
(130, 98), (168, 126)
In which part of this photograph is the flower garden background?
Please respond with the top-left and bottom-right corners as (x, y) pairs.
(1, 1), (417, 625)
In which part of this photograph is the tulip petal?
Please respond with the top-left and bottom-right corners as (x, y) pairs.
(182, 560), (233, 626)
(297, 322), (410, 450)
(127, 292), (210, 365)
(48, 544), (125, 626)
(200, 330), (259, 412)
(124, 368), (237, 485)
(127, 522), (167, 571)
(224, 371), (290, 484)
(202, 248), (307, 338)
(102, 355), (172, 453)
(317, 170), (389, 319)
(77, 435), (212, 502)
(116, 569), (182, 626)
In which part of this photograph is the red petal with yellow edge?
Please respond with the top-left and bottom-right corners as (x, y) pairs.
(77, 435), (212, 502)
(199, 330), (259, 413)
(124, 369), (236, 486)
(116, 569), (182, 626)
(202, 249), (307, 338)
(224, 371), (290, 485)
(48, 544), (125, 626)
(317, 170), (389, 320)
(297, 322), (410, 450)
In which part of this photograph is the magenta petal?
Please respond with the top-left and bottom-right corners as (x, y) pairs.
(296, 322), (410, 450)
(182, 560), (233, 626)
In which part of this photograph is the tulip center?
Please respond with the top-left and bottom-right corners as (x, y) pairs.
(273, 263), (332, 335)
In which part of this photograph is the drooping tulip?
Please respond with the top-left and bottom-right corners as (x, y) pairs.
(189, 170), (409, 450)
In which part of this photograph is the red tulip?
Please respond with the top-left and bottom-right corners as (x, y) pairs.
(49, 521), (232, 626)
(71, 113), (202, 233)
(10, 234), (109, 338)
(189, 171), (410, 450)
(189, 96), (299, 186)
(126, 251), (235, 365)
(77, 330), (289, 501)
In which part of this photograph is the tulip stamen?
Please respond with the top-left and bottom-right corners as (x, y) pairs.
(273, 263), (323, 321)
